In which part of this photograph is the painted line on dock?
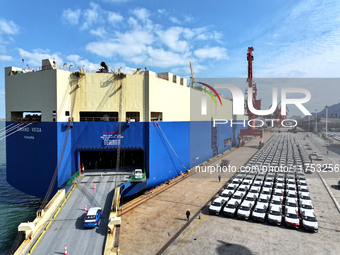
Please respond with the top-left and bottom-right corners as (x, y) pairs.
(177, 215), (206, 249)
(28, 182), (78, 255)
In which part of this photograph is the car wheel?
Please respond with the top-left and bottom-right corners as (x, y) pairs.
(314, 229), (318, 233)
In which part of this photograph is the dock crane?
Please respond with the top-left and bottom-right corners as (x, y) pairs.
(239, 47), (264, 147)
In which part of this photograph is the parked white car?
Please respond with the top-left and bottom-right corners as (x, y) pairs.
(209, 197), (227, 215)
(251, 204), (267, 222)
(223, 200), (239, 217)
(237, 202), (253, 220)
(267, 205), (282, 226)
(301, 210), (318, 232)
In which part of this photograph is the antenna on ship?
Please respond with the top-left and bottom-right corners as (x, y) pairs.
(189, 61), (195, 88)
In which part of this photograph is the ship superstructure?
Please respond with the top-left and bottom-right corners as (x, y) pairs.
(5, 60), (246, 198)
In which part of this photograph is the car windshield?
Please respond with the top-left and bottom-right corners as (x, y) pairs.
(254, 208), (265, 213)
(233, 195), (241, 199)
(302, 204), (313, 209)
(286, 202), (297, 207)
(253, 183), (261, 186)
(245, 197), (254, 201)
(220, 193), (230, 198)
(271, 200), (280, 204)
(86, 215), (96, 220)
(239, 206), (250, 211)
(287, 213), (298, 219)
(226, 204), (236, 209)
(227, 187), (234, 190)
(301, 196), (311, 200)
(259, 198), (268, 203)
(250, 190), (257, 193)
(269, 210), (281, 216)
(274, 192), (282, 196)
(212, 202), (221, 206)
(304, 216), (317, 222)
(288, 194), (297, 198)
(262, 191), (270, 195)
(238, 188), (246, 192)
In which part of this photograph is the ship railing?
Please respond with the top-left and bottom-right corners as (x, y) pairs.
(79, 117), (119, 122)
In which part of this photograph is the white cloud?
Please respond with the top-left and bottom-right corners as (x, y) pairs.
(255, 0), (340, 77)
(158, 27), (189, 52)
(184, 15), (193, 23)
(86, 29), (154, 62)
(0, 55), (13, 62)
(90, 27), (107, 38)
(157, 9), (167, 15)
(169, 17), (180, 24)
(107, 12), (123, 23)
(63, 4), (227, 72)
(147, 47), (188, 68)
(132, 8), (150, 22)
(61, 9), (81, 25)
(81, 3), (100, 30)
(18, 48), (64, 68)
(0, 18), (19, 35)
(67, 55), (100, 72)
(194, 47), (228, 60)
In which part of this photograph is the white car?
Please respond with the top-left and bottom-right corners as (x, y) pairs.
(285, 198), (298, 211)
(225, 184), (237, 193)
(299, 200), (314, 215)
(270, 197), (283, 211)
(248, 189), (260, 198)
(237, 185), (249, 193)
(243, 195), (257, 208)
(219, 189), (233, 200)
(301, 210), (318, 232)
(286, 184), (297, 192)
(284, 208), (300, 229)
(298, 185), (309, 193)
(299, 193), (312, 203)
(230, 193), (244, 204)
(223, 200), (239, 217)
(227, 183), (239, 190)
(267, 206), (282, 225)
(237, 202), (253, 220)
(286, 191), (298, 201)
(256, 197), (270, 209)
(273, 190), (284, 200)
(209, 197), (227, 215)
(259, 190), (271, 199)
(251, 204), (267, 222)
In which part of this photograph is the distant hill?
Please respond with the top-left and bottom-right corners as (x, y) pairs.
(317, 102), (340, 118)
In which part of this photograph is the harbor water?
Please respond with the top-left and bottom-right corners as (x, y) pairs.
(0, 122), (41, 255)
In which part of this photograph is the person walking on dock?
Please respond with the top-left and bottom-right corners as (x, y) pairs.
(218, 174), (221, 183)
(186, 209), (190, 221)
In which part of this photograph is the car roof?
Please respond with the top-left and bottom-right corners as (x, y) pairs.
(87, 207), (102, 216)
(213, 197), (225, 203)
(286, 207), (298, 214)
(303, 210), (315, 217)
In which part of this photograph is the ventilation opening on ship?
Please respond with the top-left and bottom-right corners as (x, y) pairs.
(79, 149), (145, 172)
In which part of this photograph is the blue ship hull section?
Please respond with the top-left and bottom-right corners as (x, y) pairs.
(6, 122), (58, 198)
(6, 120), (244, 198)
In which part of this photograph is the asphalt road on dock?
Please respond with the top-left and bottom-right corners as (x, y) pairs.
(31, 175), (121, 255)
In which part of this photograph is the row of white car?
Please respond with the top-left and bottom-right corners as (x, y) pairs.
(209, 170), (318, 232)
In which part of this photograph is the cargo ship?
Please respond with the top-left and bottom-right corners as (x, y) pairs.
(4, 59), (246, 199)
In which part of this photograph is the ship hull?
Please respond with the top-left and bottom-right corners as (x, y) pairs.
(6, 120), (243, 198)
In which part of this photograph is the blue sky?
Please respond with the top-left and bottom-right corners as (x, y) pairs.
(1, 0), (340, 118)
